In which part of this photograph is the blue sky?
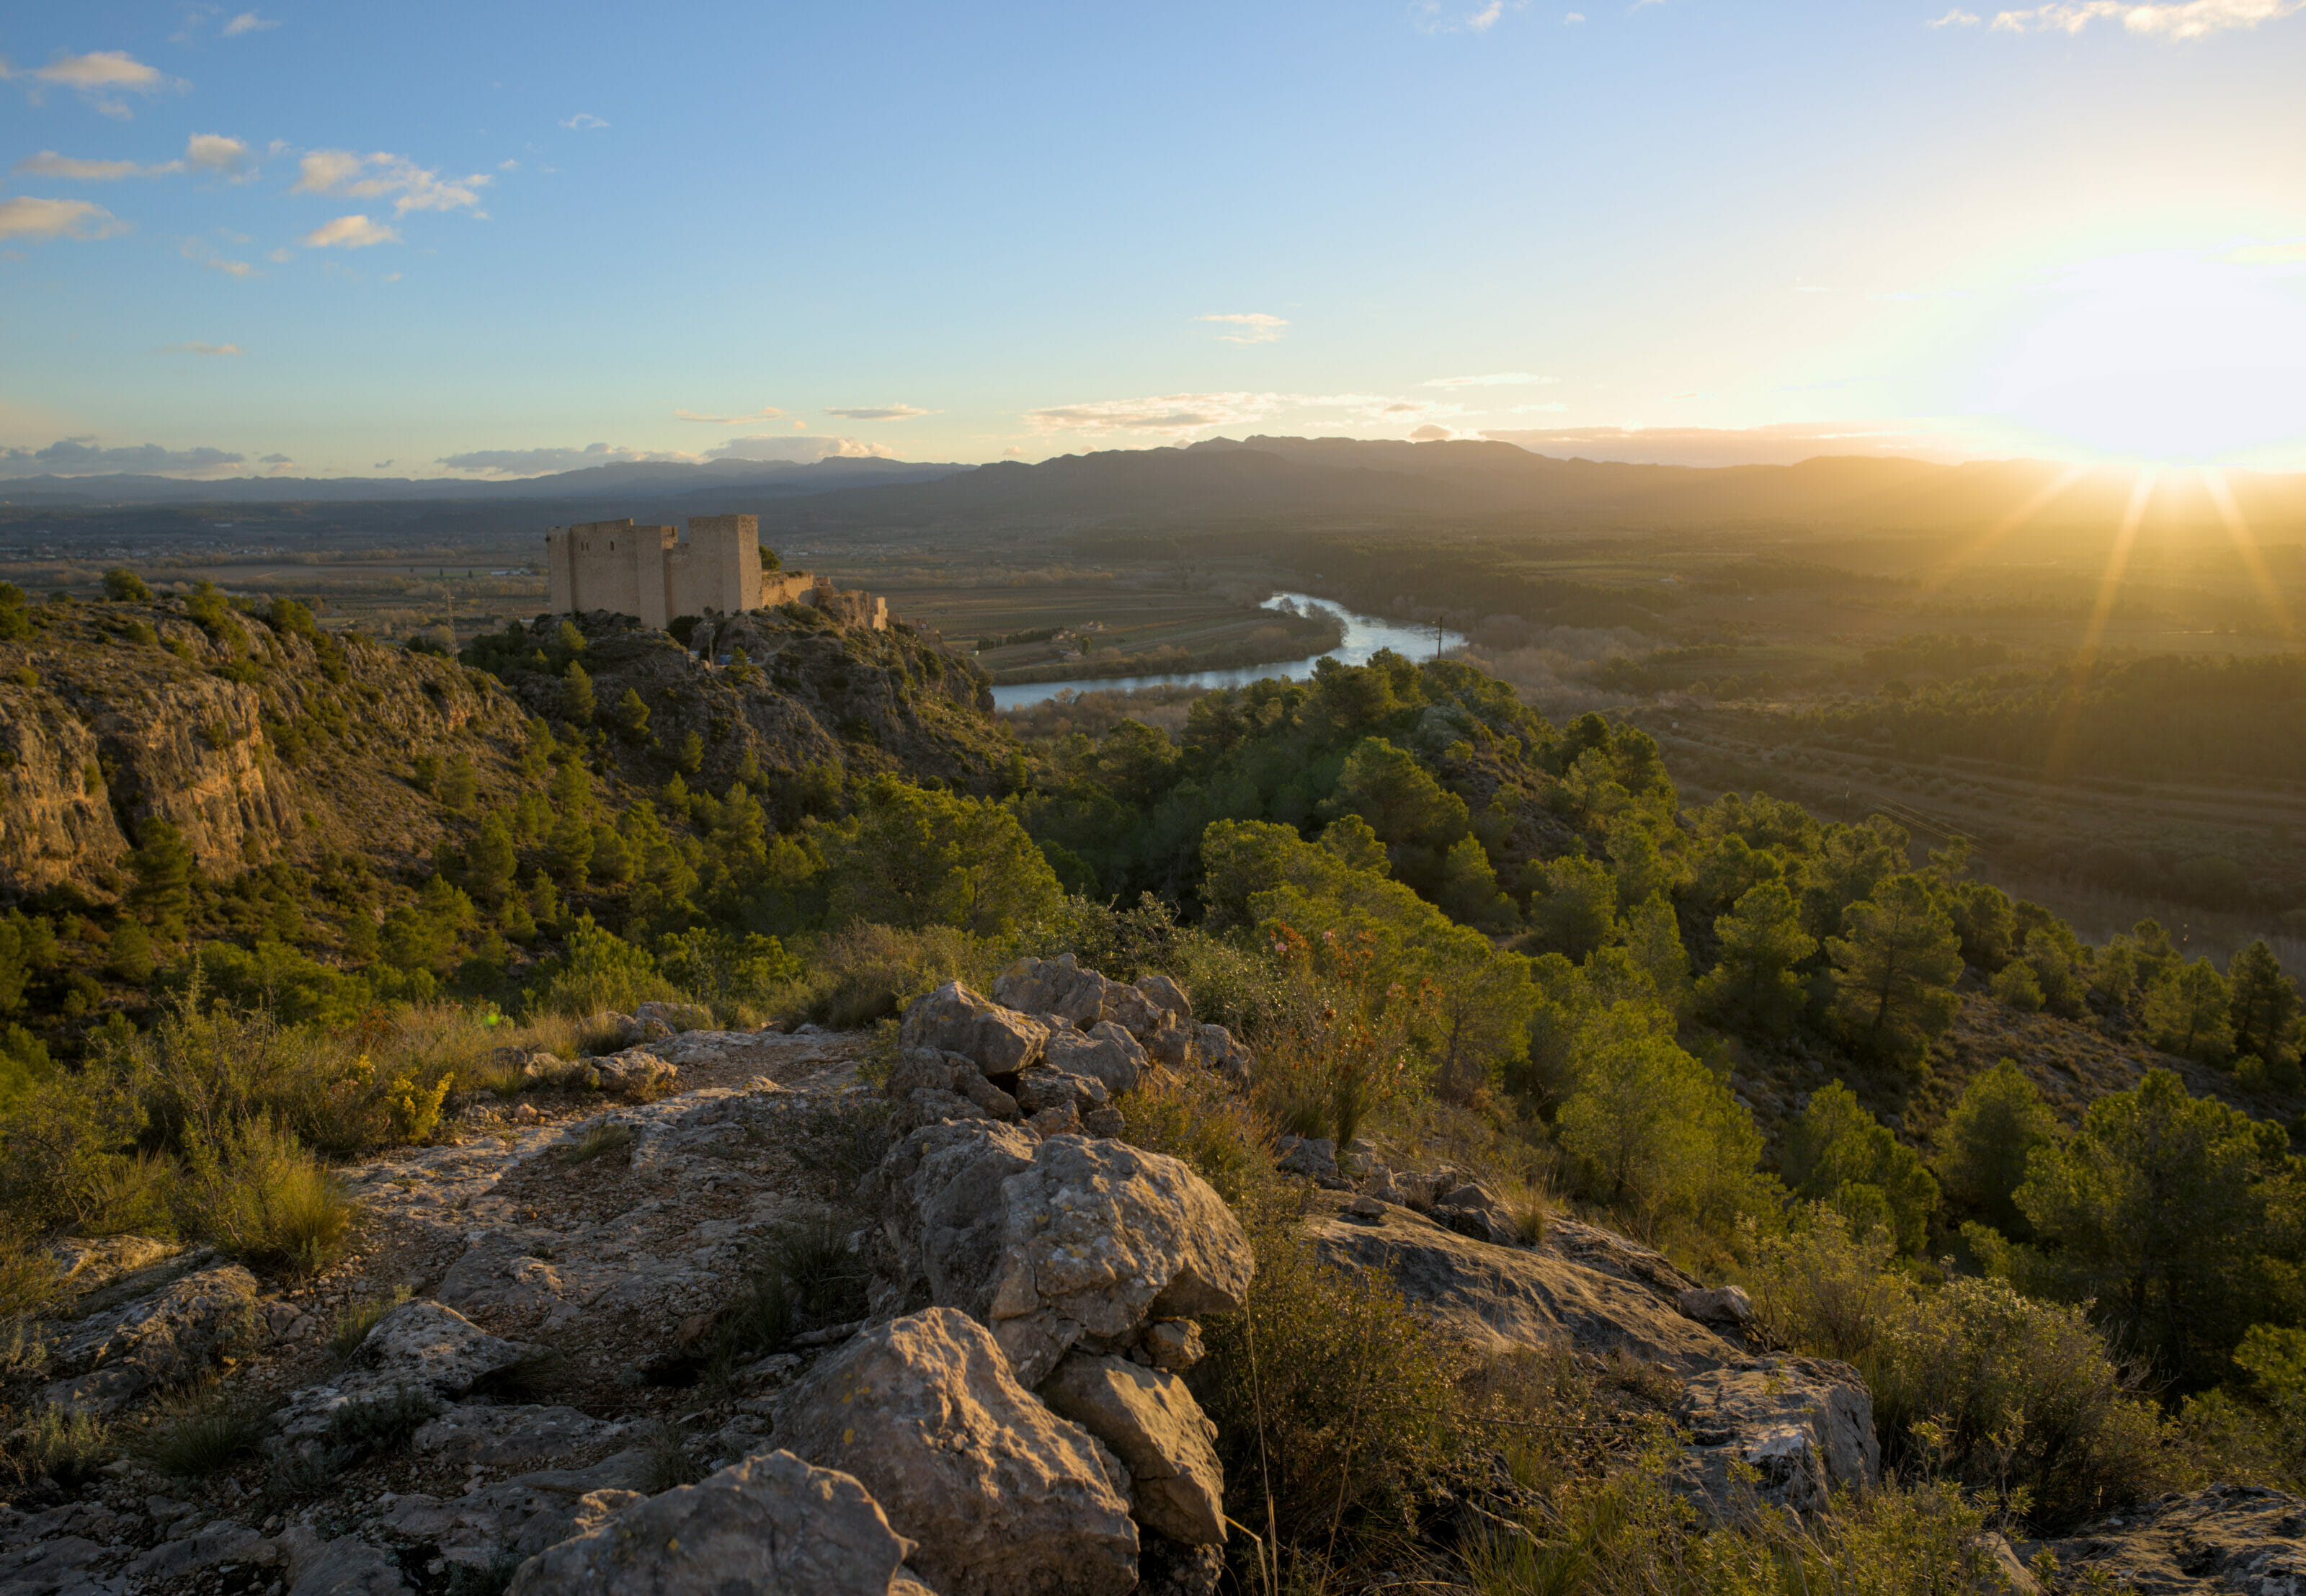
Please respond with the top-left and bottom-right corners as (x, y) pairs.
(4, 0), (2305, 478)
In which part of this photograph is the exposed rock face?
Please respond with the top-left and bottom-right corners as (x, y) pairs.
(996, 955), (1157, 1035)
(40, 1260), (260, 1412)
(778, 1308), (1140, 1596)
(1671, 1357), (1880, 1520)
(1301, 1191), (1736, 1373)
(1039, 1353), (1227, 1547)
(1677, 1285), (1755, 1327)
(1043, 1022), (1148, 1097)
(509, 1448), (921, 1596)
(413, 1404), (627, 1471)
(902, 981), (1049, 1073)
(2024, 1485), (2305, 1594)
(276, 1300), (534, 1437)
(587, 1046), (676, 1098)
(980, 1135), (1255, 1386)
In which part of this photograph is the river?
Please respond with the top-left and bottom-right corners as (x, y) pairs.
(987, 593), (1467, 711)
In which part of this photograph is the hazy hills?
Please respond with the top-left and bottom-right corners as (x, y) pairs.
(11, 435), (2306, 545)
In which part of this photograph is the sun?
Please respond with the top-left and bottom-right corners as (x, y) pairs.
(1987, 249), (2306, 465)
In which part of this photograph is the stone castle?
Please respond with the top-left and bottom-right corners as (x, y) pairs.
(545, 514), (886, 631)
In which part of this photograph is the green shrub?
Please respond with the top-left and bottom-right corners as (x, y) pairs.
(0, 1216), (60, 1317)
(4, 1405), (112, 1489)
(330, 1286), (411, 1361)
(798, 921), (1003, 1029)
(134, 1381), (269, 1478)
(1192, 1217), (1471, 1556)
(1120, 1063), (1274, 1213)
(638, 1418), (708, 1493)
(525, 917), (683, 1018)
(175, 1116), (354, 1275)
(321, 1383), (441, 1457)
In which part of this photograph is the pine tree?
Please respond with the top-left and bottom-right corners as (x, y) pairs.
(2143, 958), (2232, 1063)
(2226, 940), (2300, 1065)
(1932, 1057), (2059, 1234)
(561, 660), (596, 724)
(1826, 873), (1962, 1066)
(128, 820), (197, 939)
(615, 687), (651, 739)
(1697, 880), (1815, 1032)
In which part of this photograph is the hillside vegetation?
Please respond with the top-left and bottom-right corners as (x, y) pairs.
(2, 578), (2303, 1590)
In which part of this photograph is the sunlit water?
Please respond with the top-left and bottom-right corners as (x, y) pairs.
(988, 593), (1466, 711)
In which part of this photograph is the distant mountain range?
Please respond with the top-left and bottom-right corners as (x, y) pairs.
(0, 454), (972, 506)
(9, 436), (2304, 539)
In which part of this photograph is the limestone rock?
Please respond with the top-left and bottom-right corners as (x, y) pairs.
(1141, 1319), (1205, 1373)
(589, 1046), (675, 1098)
(1677, 1285), (1755, 1327)
(281, 1530), (414, 1595)
(277, 1301), (534, 1437)
(994, 954), (1142, 1033)
(779, 1307), (1139, 1596)
(520, 1051), (587, 1087)
(901, 981), (1049, 1074)
(1134, 973), (1192, 1023)
(1144, 1013), (1194, 1070)
(633, 999), (713, 1034)
(41, 1261), (260, 1411)
(2024, 1485), (2305, 1594)
(878, 1120), (1042, 1316)
(1194, 1024), (1252, 1084)
(509, 1448), (918, 1596)
(1671, 1357), (1880, 1520)
(1301, 1190), (1735, 1373)
(1274, 1135), (1338, 1181)
(1039, 1353), (1227, 1546)
(1043, 1022), (1147, 1097)
(982, 1135), (1255, 1385)
(413, 1404), (626, 1471)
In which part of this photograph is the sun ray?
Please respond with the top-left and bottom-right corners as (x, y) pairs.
(1913, 462), (2094, 606)
(2045, 467), (2158, 782)
(2200, 468), (2294, 645)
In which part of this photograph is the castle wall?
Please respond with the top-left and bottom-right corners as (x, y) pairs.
(553, 518), (676, 628)
(545, 514), (886, 634)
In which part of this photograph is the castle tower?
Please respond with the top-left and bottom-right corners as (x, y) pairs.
(675, 514), (764, 618)
(546, 518), (677, 627)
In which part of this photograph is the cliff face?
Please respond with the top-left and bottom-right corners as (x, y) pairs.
(0, 599), (530, 896)
(498, 609), (1009, 801)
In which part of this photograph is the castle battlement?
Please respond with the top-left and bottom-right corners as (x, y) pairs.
(545, 514), (886, 631)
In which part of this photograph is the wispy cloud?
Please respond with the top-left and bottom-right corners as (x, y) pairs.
(559, 112), (608, 130)
(1986, 0), (2302, 35)
(1423, 370), (1557, 388)
(1198, 312), (1289, 344)
(675, 404), (786, 425)
(303, 213), (398, 248)
(295, 151), (488, 215)
(435, 434), (889, 477)
(824, 404), (934, 421)
(1025, 390), (1459, 436)
(0, 437), (246, 478)
(15, 133), (251, 183)
(0, 196), (128, 241)
(1410, 0), (1528, 30)
(161, 340), (240, 355)
(4, 50), (179, 117)
(221, 12), (277, 35)
(1927, 8), (1982, 22)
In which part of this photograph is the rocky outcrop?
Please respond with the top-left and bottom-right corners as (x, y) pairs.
(2021, 1485), (2305, 1594)
(902, 981), (1050, 1071)
(508, 1449), (922, 1596)
(1039, 1353), (1226, 1546)
(276, 1300), (534, 1437)
(38, 1260), (260, 1412)
(1301, 1190), (1737, 1373)
(778, 1308), (1140, 1596)
(1670, 1357), (1880, 1520)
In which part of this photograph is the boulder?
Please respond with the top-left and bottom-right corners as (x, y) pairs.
(879, 1120), (1042, 1316)
(520, 1051), (587, 1087)
(995, 955), (1159, 1037)
(1141, 1319), (1205, 1373)
(901, 981), (1049, 1074)
(1677, 1285), (1755, 1327)
(1039, 1353), (1227, 1546)
(1671, 1356), (1880, 1520)
(1301, 1190), (1736, 1373)
(1134, 973), (1192, 1023)
(778, 1308), (1139, 1596)
(1274, 1135), (1338, 1181)
(633, 999), (713, 1035)
(277, 1301), (535, 1437)
(589, 1047), (675, 1098)
(1043, 1022), (1147, 1097)
(1144, 1013), (1194, 1071)
(1194, 1024), (1252, 1084)
(509, 1448), (919, 1596)
(280, 1530), (414, 1595)
(40, 1261), (261, 1411)
(2023, 1485), (2305, 1594)
(981, 1136), (1255, 1385)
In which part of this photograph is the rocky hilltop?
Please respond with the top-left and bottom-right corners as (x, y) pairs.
(0, 594), (1005, 904)
(20, 953), (2270, 1596)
